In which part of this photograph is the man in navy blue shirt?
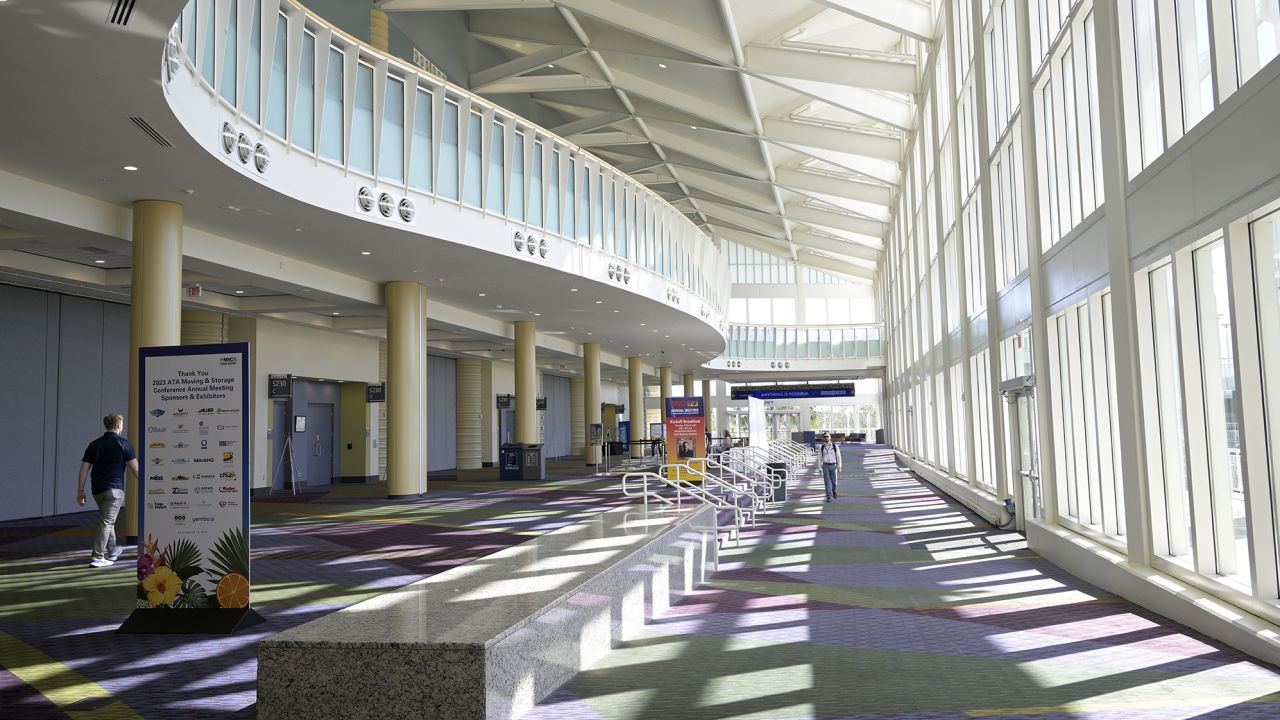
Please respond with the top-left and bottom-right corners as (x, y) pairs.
(77, 413), (138, 567)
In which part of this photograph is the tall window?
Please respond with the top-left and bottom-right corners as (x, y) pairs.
(265, 13), (288, 138)
(379, 76), (404, 183)
(463, 112), (483, 206)
(486, 120), (505, 214)
(438, 101), (459, 200)
(220, 0), (237, 105)
(294, 32), (315, 151)
(350, 63), (375, 174)
(243, 0), (262, 122)
(319, 47), (344, 163)
(409, 89), (432, 192)
(510, 132), (525, 222)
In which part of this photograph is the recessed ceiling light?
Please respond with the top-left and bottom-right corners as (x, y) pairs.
(437, 278), (445, 282)
(361, 251), (371, 256)
(547, 64), (555, 68)
(594, 300), (603, 304)
(665, 335), (671, 338)
(612, 309), (619, 313)
(295, 227), (303, 232)
(587, 332), (593, 335)
(479, 293), (486, 297)
(496, 304), (503, 309)
(533, 312), (541, 316)
(570, 288), (579, 292)
(123, 165), (138, 171)
(640, 323), (646, 326)
(93, 259), (106, 264)
(689, 125), (697, 130)
(235, 290), (244, 295)
(332, 312), (340, 316)
(658, 63), (668, 69)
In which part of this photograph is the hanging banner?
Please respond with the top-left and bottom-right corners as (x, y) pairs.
(121, 342), (259, 634)
(731, 383), (856, 400)
(748, 396), (768, 449)
(665, 396), (706, 482)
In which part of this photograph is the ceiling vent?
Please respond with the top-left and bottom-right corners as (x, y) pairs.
(398, 198), (415, 223)
(236, 133), (252, 164)
(220, 123), (236, 154)
(130, 117), (173, 148)
(253, 143), (270, 173)
(107, 0), (138, 26)
(377, 193), (394, 217)
(513, 231), (525, 253)
(356, 187), (375, 212)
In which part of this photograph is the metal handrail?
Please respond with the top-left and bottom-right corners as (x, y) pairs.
(703, 455), (776, 511)
(622, 470), (747, 544)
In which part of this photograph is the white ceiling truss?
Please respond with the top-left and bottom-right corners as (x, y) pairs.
(378, 0), (932, 283)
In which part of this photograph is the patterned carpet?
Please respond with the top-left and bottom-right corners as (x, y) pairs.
(4, 449), (1280, 719)
(0, 463), (627, 719)
(525, 447), (1280, 720)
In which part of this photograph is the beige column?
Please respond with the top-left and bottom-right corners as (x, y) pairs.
(124, 200), (184, 538)
(628, 356), (645, 458)
(659, 366), (672, 412)
(455, 358), (483, 469)
(682, 372), (695, 398)
(702, 378), (713, 433)
(583, 343), (601, 465)
(386, 281), (427, 498)
(514, 320), (538, 444)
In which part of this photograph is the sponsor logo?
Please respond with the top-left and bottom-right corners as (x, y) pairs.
(218, 440), (238, 447)
(148, 501), (167, 510)
(195, 486), (215, 494)
(217, 424), (239, 431)
(199, 426), (210, 436)
(171, 474), (190, 482)
(197, 408), (215, 415)
(218, 500), (240, 509)
(149, 409), (165, 417)
(150, 457), (163, 466)
(147, 425), (168, 433)
(173, 424), (189, 434)
(193, 516), (216, 524)
(170, 500), (188, 509)
(148, 487), (165, 495)
(148, 442), (165, 449)
(173, 441), (188, 449)
(171, 487), (188, 495)
(195, 500), (213, 508)
(173, 514), (186, 524)
(171, 458), (188, 465)
(200, 439), (208, 449)
(219, 486), (238, 493)
(222, 451), (235, 463)
(218, 356), (238, 366)
(173, 408), (188, 417)
(193, 457), (215, 464)
(149, 474), (164, 483)
(217, 408), (239, 415)
(219, 471), (236, 479)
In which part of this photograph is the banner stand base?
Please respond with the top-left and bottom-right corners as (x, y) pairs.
(117, 608), (265, 635)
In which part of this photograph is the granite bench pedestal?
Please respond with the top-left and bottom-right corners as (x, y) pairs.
(257, 504), (717, 720)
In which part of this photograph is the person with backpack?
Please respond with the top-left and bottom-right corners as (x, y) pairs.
(819, 433), (841, 503)
(77, 413), (138, 567)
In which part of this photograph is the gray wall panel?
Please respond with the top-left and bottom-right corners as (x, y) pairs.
(55, 296), (105, 515)
(0, 285), (51, 521)
(543, 374), (571, 458)
(428, 355), (456, 471)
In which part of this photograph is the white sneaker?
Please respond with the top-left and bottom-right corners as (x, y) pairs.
(89, 558), (115, 568)
(108, 547), (124, 561)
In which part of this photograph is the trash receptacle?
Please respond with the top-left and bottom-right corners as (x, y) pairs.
(765, 461), (788, 503)
(500, 443), (546, 481)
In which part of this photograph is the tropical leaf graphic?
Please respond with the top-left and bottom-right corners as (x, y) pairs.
(209, 527), (249, 579)
(165, 538), (204, 581)
(173, 579), (212, 609)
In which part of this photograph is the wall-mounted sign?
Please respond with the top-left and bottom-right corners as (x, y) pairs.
(365, 383), (386, 403)
(122, 342), (257, 634)
(294, 416), (307, 433)
(589, 423), (603, 445)
(731, 384), (857, 400)
(665, 397), (706, 481)
(496, 394), (514, 409)
(536, 396), (547, 410)
(268, 374), (292, 399)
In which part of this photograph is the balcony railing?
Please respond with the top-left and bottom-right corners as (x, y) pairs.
(165, 0), (728, 314)
(717, 324), (884, 361)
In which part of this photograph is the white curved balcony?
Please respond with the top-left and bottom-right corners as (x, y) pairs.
(161, 0), (728, 345)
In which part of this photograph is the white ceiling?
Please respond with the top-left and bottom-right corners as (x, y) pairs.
(379, 0), (934, 280)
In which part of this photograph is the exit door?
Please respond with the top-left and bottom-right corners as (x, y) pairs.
(307, 402), (335, 488)
(1001, 382), (1041, 531)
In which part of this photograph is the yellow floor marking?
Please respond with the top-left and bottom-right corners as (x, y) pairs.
(0, 631), (142, 719)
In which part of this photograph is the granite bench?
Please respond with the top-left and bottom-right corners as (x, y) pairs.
(257, 503), (718, 720)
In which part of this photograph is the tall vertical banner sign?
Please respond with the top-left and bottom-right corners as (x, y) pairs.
(748, 396), (768, 449)
(121, 342), (260, 634)
(665, 396), (706, 482)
